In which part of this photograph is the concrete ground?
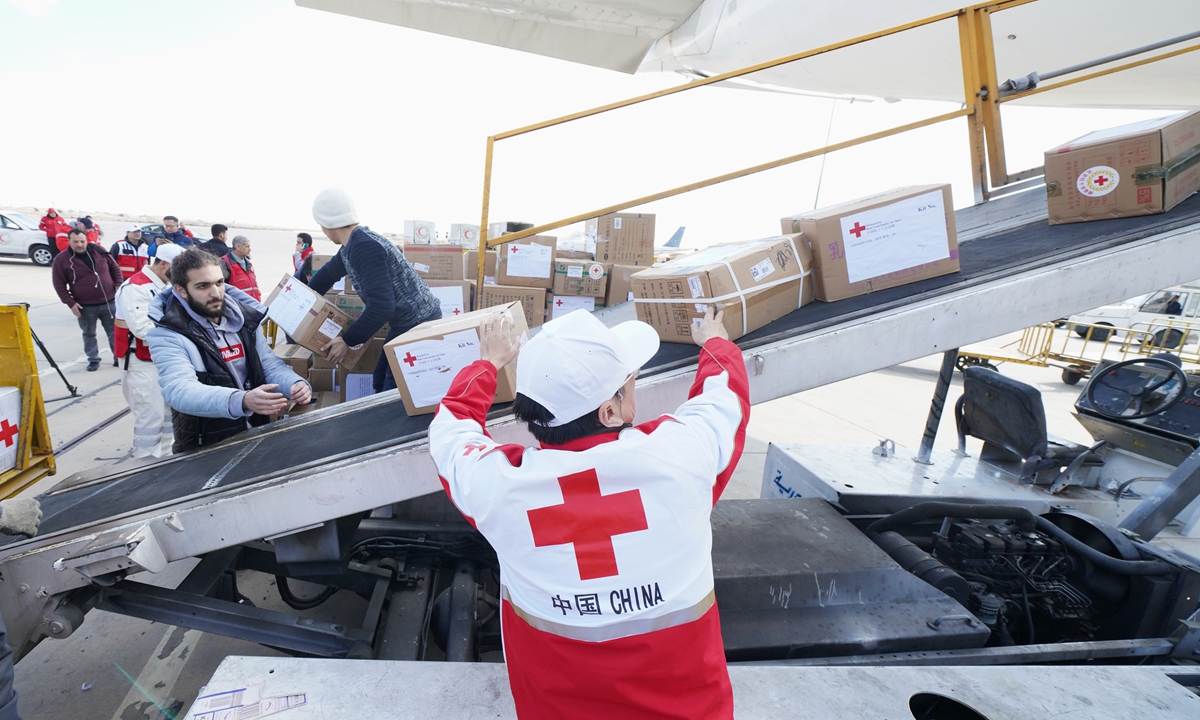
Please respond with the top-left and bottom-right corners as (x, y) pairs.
(0, 228), (1145, 719)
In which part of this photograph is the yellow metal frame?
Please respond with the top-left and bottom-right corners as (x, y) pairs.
(0, 306), (55, 498)
(474, 0), (1194, 305)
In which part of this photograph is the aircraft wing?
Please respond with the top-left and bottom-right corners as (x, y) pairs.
(294, 0), (704, 74)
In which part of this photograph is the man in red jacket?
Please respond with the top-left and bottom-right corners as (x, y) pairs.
(51, 229), (124, 371)
(221, 235), (260, 301)
(38, 209), (70, 257)
(429, 307), (749, 720)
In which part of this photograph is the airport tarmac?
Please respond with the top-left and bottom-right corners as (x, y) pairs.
(0, 227), (1116, 719)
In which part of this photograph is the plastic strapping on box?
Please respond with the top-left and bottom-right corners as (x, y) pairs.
(634, 236), (808, 335)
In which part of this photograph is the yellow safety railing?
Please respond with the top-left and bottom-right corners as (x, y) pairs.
(0, 306), (55, 498)
(474, 0), (1200, 305)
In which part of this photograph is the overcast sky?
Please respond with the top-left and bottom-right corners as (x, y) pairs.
(1, 0), (1169, 247)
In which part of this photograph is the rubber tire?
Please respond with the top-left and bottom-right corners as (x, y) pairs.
(1088, 324), (1114, 342)
(1062, 368), (1083, 385)
(1153, 329), (1184, 350)
(28, 245), (53, 267)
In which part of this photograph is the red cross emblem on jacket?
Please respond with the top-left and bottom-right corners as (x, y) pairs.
(527, 469), (648, 581)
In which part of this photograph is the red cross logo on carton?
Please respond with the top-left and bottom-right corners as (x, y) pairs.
(402, 352), (418, 367)
(511, 246), (520, 254)
(848, 222), (867, 238)
(528, 469), (648, 580)
(0, 420), (17, 448)
(555, 299), (564, 307)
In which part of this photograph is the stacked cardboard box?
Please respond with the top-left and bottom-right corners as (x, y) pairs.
(464, 250), (498, 285)
(427, 281), (475, 319)
(263, 275), (367, 367)
(404, 220), (436, 245)
(780, 184), (958, 302)
(586, 213), (655, 264)
(385, 302), (529, 416)
(632, 235), (813, 343)
(311, 254), (345, 292)
(274, 344), (313, 378)
(496, 235), (557, 289)
(481, 286), (546, 328)
(552, 260), (608, 298)
(605, 264), (642, 307)
(1044, 111), (1200, 225)
(404, 245), (465, 283)
(547, 294), (602, 321)
(449, 224), (479, 246)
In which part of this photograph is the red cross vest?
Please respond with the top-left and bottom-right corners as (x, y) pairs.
(113, 240), (150, 280)
(428, 339), (750, 720)
(114, 273), (156, 363)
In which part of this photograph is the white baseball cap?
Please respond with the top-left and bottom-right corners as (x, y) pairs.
(154, 243), (185, 264)
(125, 223), (141, 233)
(516, 310), (659, 427)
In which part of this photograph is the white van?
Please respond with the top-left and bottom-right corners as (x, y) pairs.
(1069, 284), (1200, 346)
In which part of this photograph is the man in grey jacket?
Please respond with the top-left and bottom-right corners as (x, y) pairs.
(147, 248), (310, 452)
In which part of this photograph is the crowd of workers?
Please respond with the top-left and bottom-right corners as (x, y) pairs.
(14, 188), (748, 720)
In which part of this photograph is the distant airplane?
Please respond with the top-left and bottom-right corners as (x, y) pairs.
(661, 226), (685, 250)
(297, 0), (1200, 109)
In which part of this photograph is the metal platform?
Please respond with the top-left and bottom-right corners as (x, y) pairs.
(182, 656), (1200, 719)
(8, 191), (1200, 658)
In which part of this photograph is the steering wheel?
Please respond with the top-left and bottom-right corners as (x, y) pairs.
(1084, 357), (1188, 420)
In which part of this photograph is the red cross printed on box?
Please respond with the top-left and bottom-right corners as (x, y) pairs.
(0, 420), (17, 448)
(402, 352), (418, 367)
(1094, 175), (1109, 186)
(848, 222), (867, 238)
(555, 299), (564, 307)
(452, 308), (461, 315)
(511, 246), (520, 254)
(527, 469), (648, 581)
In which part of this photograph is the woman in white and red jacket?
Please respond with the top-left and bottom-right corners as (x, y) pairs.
(428, 307), (749, 720)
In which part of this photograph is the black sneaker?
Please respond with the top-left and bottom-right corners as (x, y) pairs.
(87, 361), (100, 372)
(113, 357), (119, 367)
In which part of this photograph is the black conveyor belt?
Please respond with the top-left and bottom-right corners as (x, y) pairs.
(25, 193), (1200, 543)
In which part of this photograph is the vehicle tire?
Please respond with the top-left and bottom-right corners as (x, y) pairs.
(1153, 329), (1184, 349)
(1062, 368), (1084, 385)
(28, 245), (53, 267)
(1088, 324), (1114, 342)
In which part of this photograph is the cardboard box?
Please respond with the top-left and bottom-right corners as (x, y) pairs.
(341, 373), (375, 403)
(428, 280), (475, 318)
(311, 254), (345, 292)
(781, 184), (958, 303)
(496, 235), (557, 289)
(335, 291), (365, 317)
(552, 260), (608, 298)
(556, 249), (594, 261)
(547, 294), (597, 320)
(345, 337), (386, 375)
(586, 213), (655, 264)
(1044, 111), (1200, 225)
(465, 250), (498, 284)
(274, 344), (313, 378)
(403, 245), (465, 282)
(632, 235), (812, 343)
(481, 285), (546, 328)
(308, 367), (340, 394)
(606, 264), (641, 307)
(385, 302), (528, 416)
(404, 220), (436, 245)
(449, 224), (479, 246)
(269, 400), (320, 423)
(264, 275), (367, 367)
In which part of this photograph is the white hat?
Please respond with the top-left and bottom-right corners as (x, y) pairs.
(125, 223), (141, 233)
(516, 310), (659, 427)
(154, 243), (185, 264)
(312, 187), (358, 229)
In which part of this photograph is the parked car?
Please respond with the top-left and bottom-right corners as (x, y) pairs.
(1069, 285), (1200, 346)
(0, 211), (55, 266)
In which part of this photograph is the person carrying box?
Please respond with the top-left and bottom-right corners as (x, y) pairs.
(307, 187), (441, 392)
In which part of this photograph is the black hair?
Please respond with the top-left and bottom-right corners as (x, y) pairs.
(68, 228), (86, 238)
(171, 247), (223, 288)
(513, 393), (614, 446)
(76, 217), (93, 230)
(163, 215), (179, 223)
(211, 223), (228, 239)
(297, 232), (312, 247)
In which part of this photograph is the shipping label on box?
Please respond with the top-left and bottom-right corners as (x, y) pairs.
(404, 220), (436, 245)
(481, 285), (546, 327)
(450, 224), (479, 246)
(427, 281), (473, 318)
(552, 260), (608, 298)
(497, 235), (557, 288)
(1044, 110), (1200, 224)
(465, 250), (498, 284)
(781, 184), (958, 303)
(548, 294), (595, 320)
(342, 373), (375, 403)
(264, 274), (366, 368)
(631, 235), (811, 343)
(404, 245), (465, 282)
(385, 302), (529, 416)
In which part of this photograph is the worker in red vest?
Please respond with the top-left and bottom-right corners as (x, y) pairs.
(221, 235), (260, 301)
(115, 243), (184, 458)
(429, 307), (749, 720)
(110, 223), (151, 280)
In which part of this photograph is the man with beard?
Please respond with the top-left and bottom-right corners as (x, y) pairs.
(147, 248), (310, 452)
